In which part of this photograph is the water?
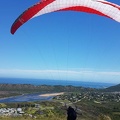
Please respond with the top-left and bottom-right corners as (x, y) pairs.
(0, 77), (115, 89)
(0, 93), (53, 103)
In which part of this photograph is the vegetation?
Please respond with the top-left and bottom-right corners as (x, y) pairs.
(0, 83), (120, 120)
(105, 84), (120, 92)
(0, 83), (95, 98)
(0, 100), (120, 120)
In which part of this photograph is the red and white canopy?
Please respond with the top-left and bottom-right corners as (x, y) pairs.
(11, 0), (120, 34)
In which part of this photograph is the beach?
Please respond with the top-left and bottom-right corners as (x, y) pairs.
(39, 92), (64, 97)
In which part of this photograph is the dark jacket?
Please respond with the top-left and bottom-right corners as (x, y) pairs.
(67, 106), (77, 120)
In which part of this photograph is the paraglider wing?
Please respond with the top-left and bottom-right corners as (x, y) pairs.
(11, 0), (55, 34)
(11, 0), (120, 34)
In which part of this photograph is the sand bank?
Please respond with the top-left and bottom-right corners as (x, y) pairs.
(39, 92), (64, 97)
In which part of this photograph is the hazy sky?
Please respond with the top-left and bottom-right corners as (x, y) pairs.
(0, 0), (120, 83)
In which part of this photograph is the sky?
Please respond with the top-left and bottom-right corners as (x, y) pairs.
(0, 0), (120, 84)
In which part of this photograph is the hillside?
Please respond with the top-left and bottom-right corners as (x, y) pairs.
(106, 84), (120, 92)
(0, 83), (120, 120)
(0, 83), (95, 98)
(0, 83), (95, 92)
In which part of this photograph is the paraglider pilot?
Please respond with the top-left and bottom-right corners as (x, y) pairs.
(67, 106), (77, 120)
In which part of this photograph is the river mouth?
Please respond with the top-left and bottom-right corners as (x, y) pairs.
(0, 93), (53, 103)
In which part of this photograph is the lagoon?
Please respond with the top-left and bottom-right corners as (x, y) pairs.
(0, 93), (53, 103)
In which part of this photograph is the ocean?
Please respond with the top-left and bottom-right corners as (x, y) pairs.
(0, 77), (116, 89)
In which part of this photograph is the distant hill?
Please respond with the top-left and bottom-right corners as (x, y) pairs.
(106, 84), (120, 92)
(0, 83), (95, 93)
(0, 83), (97, 98)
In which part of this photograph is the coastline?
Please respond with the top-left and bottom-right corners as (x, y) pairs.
(39, 92), (64, 97)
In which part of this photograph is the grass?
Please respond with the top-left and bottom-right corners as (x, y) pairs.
(0, 116), (66, 120)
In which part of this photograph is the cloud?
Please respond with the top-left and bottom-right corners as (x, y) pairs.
(0, 69), (120, 83)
